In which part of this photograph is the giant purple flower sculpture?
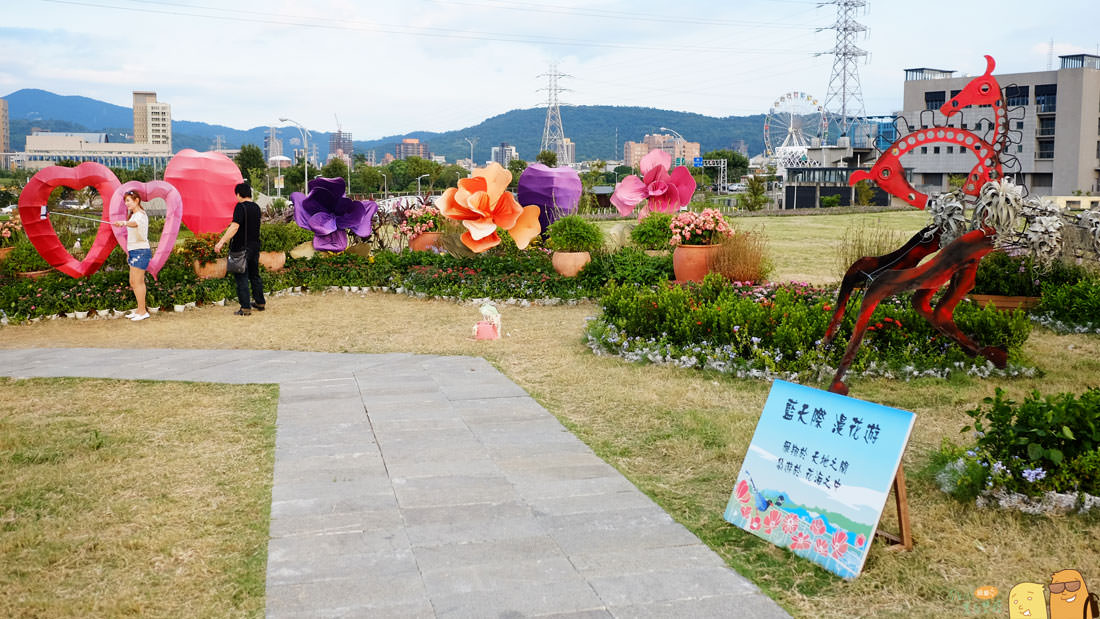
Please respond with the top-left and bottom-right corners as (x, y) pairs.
(516, 163), (582, 231)
(611, 149), (697, 218)
(292, 177), (378, 252)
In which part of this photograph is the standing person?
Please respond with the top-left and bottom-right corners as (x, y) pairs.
(214, 182), (265, 316)
(112, 189), (151, 321)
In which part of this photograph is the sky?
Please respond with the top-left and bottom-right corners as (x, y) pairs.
(3, 0), (1099, 142)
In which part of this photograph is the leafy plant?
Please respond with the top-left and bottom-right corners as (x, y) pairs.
(259, 222), (309, 252)
(629, 212), (673, 250)
(819, 194), (842, 208)
(0, 240), (51, 275)
(931, 387), (1100, 499)
(971, 251), (1090, 297)
(546, 215), (603, 253)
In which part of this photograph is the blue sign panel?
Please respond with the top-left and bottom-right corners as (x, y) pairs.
(723, 380), (915, 579)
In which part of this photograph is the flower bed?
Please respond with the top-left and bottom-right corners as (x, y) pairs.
(587, 274), (1035, 381)
(929, 387), (1100, 513)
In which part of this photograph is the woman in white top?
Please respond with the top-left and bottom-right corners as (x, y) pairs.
(112, 190), (151, 321)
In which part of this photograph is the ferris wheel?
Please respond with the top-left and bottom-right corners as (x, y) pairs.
(764, 91), (828, 170)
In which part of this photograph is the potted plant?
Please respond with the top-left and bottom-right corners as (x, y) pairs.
(1, 240), (52, 279)
(969, 251), (1087, 311)
(669, 208), (732, 282)
(258, 222), (298, 271)
(0, 211), (23, 261)
(630, 212), (674, 255)
(546, 214), (604, 277)
(400, 203), (445, 251)
(178, 233), (226, 279)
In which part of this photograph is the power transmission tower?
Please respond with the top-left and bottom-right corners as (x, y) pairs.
(818, 0), (869, 145)
(538, 64), (572, 165)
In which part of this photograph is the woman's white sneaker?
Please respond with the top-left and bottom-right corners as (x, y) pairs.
(130, 312), (150, 321)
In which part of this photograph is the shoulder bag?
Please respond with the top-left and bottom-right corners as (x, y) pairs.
(226, 204), (249, 274)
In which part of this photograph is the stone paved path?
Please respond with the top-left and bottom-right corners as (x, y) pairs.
(0, 348), (791, 618)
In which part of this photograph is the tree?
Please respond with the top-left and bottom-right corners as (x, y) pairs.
(536, 150), (558, 167)
(737, 175), (770, 211)
(235, 144), (266, 177)
(507, 158), (528, 188)
(354, 165), (385, 194)
(436, 164), (467, 190)
(853, 180), (876, 206)
(321, 158), (349, 181)
(702, 149), (750, 184)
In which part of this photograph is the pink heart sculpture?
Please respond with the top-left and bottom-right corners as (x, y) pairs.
(109, 181), (183, 280)
(17, 163), (121, 278)
(164, 149), (243, 234)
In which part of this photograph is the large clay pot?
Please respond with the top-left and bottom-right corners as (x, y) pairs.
(259, 251), (286, 271)
(968, 294), (1040, 311)
(18, 269), (53, 279)
(551, 251), (591, 277)
(0, 246), (14, 262)
(193, 258), (227, 279)
(672, 244), (718, 283)
(408, 231), (442, 252)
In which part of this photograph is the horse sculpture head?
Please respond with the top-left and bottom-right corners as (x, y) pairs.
(850, 157), (929, 209)
(941, 55), (1001, 118)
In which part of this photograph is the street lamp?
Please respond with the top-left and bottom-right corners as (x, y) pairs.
(279, 117), (311, 189)
(659, 126), (686, 163)
(380, 173), (388, 199)
(416, 174), (429, 196)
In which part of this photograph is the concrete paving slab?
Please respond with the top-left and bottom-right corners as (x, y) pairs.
(0, 348), (791, 619)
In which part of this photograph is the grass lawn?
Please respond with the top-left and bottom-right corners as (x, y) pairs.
(2, 209), (1098, 618)
(0, 378), (277, 617)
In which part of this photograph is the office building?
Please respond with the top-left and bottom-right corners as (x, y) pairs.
(899, 54), (1100, 196)
(623, 133), (700, 169)
(0, 97), (9, 167)
(491, 142), (518, 167)
(395, 138), (430, 160)
(330, 130), (353, 158)
(132, 91), (171, 149)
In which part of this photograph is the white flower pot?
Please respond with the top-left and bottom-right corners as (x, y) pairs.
(96, 309), (111, 318)
(74, 311), (89, 320)
(214, 299), (226, 306)
(173, 304), (186, 313)
(148, 307), (160, 314)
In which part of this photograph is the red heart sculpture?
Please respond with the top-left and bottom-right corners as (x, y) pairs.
(108, 181), (184, 280)
(17, 163), (121, 278)
(164, 149), (243, 234)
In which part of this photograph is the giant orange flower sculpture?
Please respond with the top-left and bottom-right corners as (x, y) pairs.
(436, 162), (541, 253)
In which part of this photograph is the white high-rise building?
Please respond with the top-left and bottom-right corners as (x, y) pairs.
(132, 91), (171, 149)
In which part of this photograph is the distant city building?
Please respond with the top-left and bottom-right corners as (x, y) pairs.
(365, 150), (377, 166)
(560, 137), (576, 167)
(329, 130), (353, 158)
(132, 91), (171, 149)
(623, 134), (700, 169)
(491, 142), (518, 167)
(0, 97), (8, 168)
(22, 133), (170, 170)
(430, 155), (446, 165)
(395, 138), (430, 160)
(381, 153), (395, 165)
(898, 54), (1100, 196)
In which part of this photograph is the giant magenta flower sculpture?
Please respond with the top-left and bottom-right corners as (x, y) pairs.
(611, 149), (697, 218)
(436, 162), (541, 253)
(292, 176), (379, 252)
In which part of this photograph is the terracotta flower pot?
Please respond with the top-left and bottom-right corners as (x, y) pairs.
(259, 251), (286, 271)
(0, 246), (14, 262)
(193, 258), (227, 279)
(18, 269), (53, 279)
(408, 231), (442, 252)
(552, 251), (591, 277)
(673, 244), (719, 283)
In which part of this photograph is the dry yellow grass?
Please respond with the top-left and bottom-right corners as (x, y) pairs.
(0, 377), (276, 617)
(2, 290), (1099, 618)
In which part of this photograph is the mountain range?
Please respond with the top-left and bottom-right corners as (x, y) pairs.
(3, 88), (767, 164)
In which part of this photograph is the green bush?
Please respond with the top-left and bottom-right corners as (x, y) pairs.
(546, 215), (603, 253)
(0, 240), (51, 276)
(971, 251), (1090, 297)
(819, 194), (841, 208)
(930, 387), (1100, 499)
(1036, 278), (1100, 331)
(629, 212), (673, 250)
(259, 222), (310, 252)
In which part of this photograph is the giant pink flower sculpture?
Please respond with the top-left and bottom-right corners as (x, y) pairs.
(611, 149), (697, 218)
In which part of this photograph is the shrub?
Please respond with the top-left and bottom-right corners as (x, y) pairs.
(931, 387), (1100, 499)
(819, 194), (841, 208)
(713, 228), (771, 283)
(546, 215), (603, 253)
(971, 251), (1091, 297)
(0, 240), (51, 275)
(629, 212), (673, 250)
(1036, 278), (1100, 330)
(576, 248), (673, 288)
(259, 222), (309, 252)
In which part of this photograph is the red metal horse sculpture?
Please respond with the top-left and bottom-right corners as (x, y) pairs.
(825, 56), (1011, 395)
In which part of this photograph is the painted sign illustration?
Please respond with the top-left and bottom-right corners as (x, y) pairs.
(723, 379), (916, 579)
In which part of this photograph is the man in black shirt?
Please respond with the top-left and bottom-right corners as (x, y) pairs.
(214, 182), (266, 315)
